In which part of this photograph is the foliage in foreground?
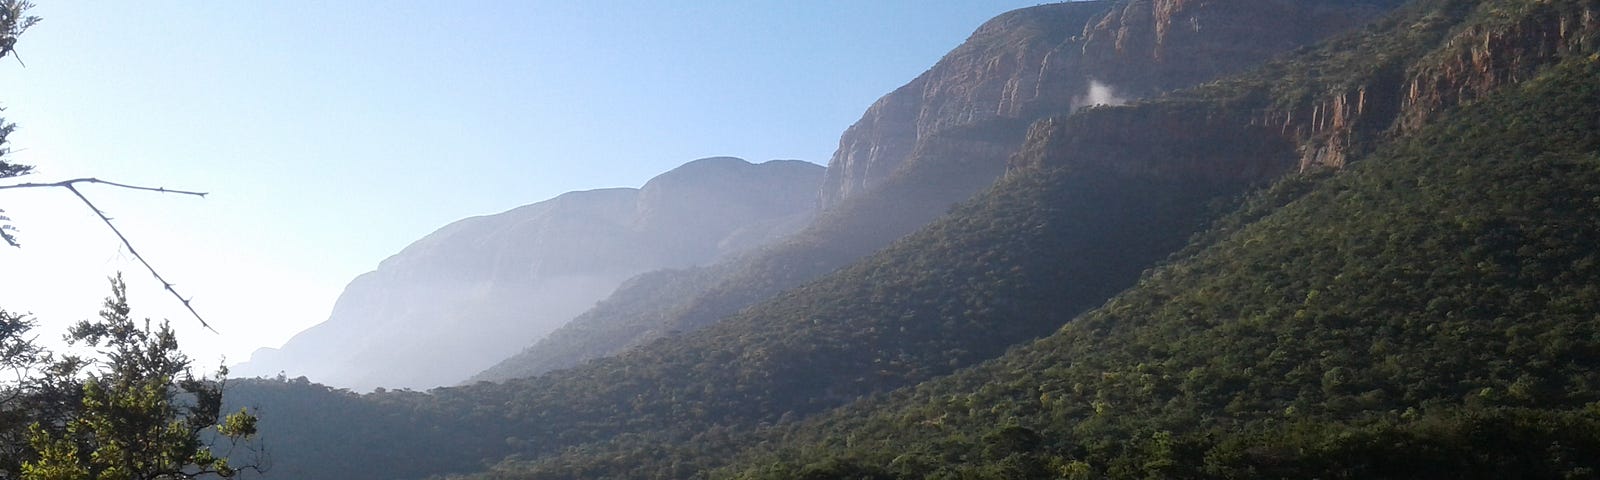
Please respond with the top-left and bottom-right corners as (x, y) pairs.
(1, 278), (259, 480)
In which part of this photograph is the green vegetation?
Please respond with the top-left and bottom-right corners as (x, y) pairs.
(22, 278), (259, 479)
(0, 0), (39, 246)
(713, 51), (1600, 480)
(476, 2), (1108, 386)
(2, 6), (258, 478)
(222, 378), (492, 479)
(0, 279), (260, 479)
(213, 1), (1600, 478)
(471, 265), (730, 383)
(234, 125), (1252, 479)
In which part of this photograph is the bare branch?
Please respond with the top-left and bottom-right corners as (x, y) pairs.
(62, 184), (214, 333)
(0, 177), (208, 197)
(0, 177), (215, 332)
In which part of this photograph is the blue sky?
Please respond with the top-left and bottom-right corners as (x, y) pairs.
(0, 1), (1050, 367)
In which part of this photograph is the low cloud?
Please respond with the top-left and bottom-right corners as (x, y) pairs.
(1073, 79), (1129, 110)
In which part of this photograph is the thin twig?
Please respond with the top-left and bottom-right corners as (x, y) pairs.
(0, 177), (208, 197)
(0, 177), (214, 332)
(63, 184), (213, 333)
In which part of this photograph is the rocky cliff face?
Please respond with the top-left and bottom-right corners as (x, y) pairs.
(220, 3), (1600, 478)
(466, 0), (1408, 386)
(736, 0), (1401, 335)
(1013, 0), (1600, 184)
(1243, 0), (1600, 170)
(1017, 106), (1298, 186)
(1079, 0), (1397, 94)
(1401, 1), (1600, 131)
(233, 157), (823, 391)
(818, 0), (1401, 209)
(816, 2), (1096, 209)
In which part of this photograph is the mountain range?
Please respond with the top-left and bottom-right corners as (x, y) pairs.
(221, 0), (1600, 478)
(470, 0), (1399, 385)
(233, 157), (822, 390)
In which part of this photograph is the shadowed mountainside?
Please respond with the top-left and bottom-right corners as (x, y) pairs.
(211, 0), (1600, 478)
(470, 0), (1400, 384)
(712, 27), (1600, 480)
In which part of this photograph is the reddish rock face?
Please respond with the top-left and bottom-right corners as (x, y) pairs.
(1011, 1), (1600, 185)
(818, 0), (1401, 210)
(817, 3), (1102, 209)
(1400, 3), (1600, 132)
(1244, 1), (1600, 171)
(1081, 0), (1397, 93)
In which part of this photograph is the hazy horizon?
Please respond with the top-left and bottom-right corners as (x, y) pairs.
(0, 1), (1043, 377)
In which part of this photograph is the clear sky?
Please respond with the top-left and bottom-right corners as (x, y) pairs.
(0, 1), (1049, 369)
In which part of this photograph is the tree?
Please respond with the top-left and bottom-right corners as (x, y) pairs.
(0, 0), (40, 64)
(20, 276), (259, 480)
(0, 0), (38, 175)
(0, 0), (40, 246)
(0, 5), (260, 478)
(0, 0), (212, 331)
(0, 307), (58, 472)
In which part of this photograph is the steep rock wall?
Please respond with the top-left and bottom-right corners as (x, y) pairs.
(1400, 1), (1600, 130)
(819, 0), (1401, 209)
(1248, 0), (1600, 170)
(817, 3), (1101, 209)
(472, 0), (1408, 386)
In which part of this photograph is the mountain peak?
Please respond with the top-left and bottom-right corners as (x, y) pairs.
(233, 157), (823, 391)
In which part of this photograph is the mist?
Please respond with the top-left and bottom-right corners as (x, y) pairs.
(1073, 79), (1129, 110)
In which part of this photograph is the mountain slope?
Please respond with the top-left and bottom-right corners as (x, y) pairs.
(713, 45), (1600, 480)
(467, 265), (727, 383)
(455, 0), (1600, 477)
(222, 4), (1460, 479)
(817, 0), (1407, 208)
(471, 0), (1399, 384)
(233, 157), (822, 390)
(234, 123), (1277, 480)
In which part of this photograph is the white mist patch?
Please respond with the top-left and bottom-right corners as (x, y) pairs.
(1073, 80), (1129, 110)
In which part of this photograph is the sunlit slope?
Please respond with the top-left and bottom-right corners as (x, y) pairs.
(467, 266), (729, 383)
(231, 117), (1274, 480)
(469, 0), (1404, 384)
(474, 0), (1600, 477)
(715, 51), (1600, 480)
(223, 1), (1600, 478)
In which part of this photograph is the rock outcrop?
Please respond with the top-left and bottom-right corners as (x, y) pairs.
(1241, 0), (1600, 170)
(1012, 0), (1600, 186)
(234, 157), (823, 391)
(469, 0), (1408, 385)
(818, 0), (1402, 209)
(222, 3), (1600, 479)
(677, 0), (1402, 337)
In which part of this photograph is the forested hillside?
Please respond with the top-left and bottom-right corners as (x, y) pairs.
(468, 266), (730, 382)
(712, 46), (1600, 480)
(223, 0), (1600, 478)
(472, 0), (1399, 385)
(233, 110), (1264, 479)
